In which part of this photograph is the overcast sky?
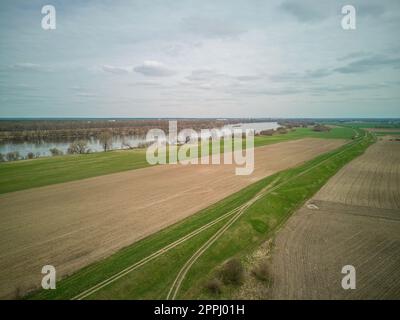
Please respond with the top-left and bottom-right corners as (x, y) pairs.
(0, 0), (399, 118)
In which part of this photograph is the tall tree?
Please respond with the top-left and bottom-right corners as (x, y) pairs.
(99, 131), (113, 152)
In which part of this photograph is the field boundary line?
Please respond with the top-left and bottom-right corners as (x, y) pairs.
(71, 176), (282, 300)
(71, 207), (238, 300)
(72, 131), (368, 300)
(166, 132), (369, 299)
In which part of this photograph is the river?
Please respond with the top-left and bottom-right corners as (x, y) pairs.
(0, 122), (280, 159)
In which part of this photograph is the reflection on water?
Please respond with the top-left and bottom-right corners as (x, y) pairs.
(223, 122), (280, 133)
(0, 136), (145, 158)
(0, 122), (280, 159)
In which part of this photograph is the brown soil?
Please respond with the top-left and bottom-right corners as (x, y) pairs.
(269, 139), (400, 299)
(0, 138), (344, 298)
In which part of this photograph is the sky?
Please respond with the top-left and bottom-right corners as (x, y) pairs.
(0, 0), (399, 118)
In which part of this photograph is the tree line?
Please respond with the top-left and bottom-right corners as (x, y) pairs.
(0, 119), (235, 143)
(0, 131), (114, 162)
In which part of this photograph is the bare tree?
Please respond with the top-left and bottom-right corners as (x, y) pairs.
(6, 151), (20, 161)
(99, 131), (113, 152)
(49, 148), (63, 156)
(67, 140), (90, 154)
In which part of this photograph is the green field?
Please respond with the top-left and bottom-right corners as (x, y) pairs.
(253, 126), (356, 147)
(28, 128), (372, 300)
(374, 131), (400, 136)
(0, 126), (355, 194)
(335, 121), (400, 129)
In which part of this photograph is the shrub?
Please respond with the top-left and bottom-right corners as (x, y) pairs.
(49, 148), (63, 156)
(259, 129), (275, 136)
(205, 278), (222, 295)
(312, 124), (331, 132)
(26, 152), (35, 159)
(0, 153), (5, 162)
(251, 259), (270, 282)
(67, 140), (90, 154)
(6, 151), (20, 161)
(276, 127), (288, 134)
(219, 258), (244, 285)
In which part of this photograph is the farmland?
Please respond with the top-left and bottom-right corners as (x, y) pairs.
(0, 126), (355, 194)
(268, 136), (400, 299)
(2, 0), (399, 306)
(24, 128), (372, 300)
(0, 138), (344, 299)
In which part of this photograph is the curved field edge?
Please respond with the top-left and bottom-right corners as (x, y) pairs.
(0, 127), (355, 194)
(26, 127), (369, 300)
(178, 130), (374, 299)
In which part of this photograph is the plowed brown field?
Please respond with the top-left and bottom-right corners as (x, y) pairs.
(270, 139), (400, 299)
(0, 138), (344, 298)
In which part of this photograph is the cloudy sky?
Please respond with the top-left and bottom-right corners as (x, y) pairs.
(0, 0), (399, 118)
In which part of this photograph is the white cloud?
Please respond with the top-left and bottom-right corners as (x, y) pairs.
(11, 63), (45, 72)
(101, 64), (132, 74)
(1, 0), (400, 117)
(76, 92), (97, 97)
(133, 61), (175, 77)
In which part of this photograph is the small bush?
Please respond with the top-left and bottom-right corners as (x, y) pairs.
(219, 258), (244, 285)
(67, 140), (90, 154)
(49, 148), (63, 156)
(6, 151), (20, 161)
(26, 152), (35, 159)
(205, 278), (222, 295)
(312, 124), (331, 132)
(251, 259), (270, 282)
(276, 127), (288, 134)
(260, 129), (275, 136)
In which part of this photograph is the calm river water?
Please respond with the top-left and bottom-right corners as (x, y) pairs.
(0, 122), (280, 159)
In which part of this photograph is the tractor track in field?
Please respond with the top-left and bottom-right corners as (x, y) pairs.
(1, 138), (346, 299)
(72, 132), (365, 300)
(166, 134), (366, 299)
(71, 205), (240, 300)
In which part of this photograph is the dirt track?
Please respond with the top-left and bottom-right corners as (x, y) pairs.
(0, 138), (343, 298)
(270, 139), (400, 299)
